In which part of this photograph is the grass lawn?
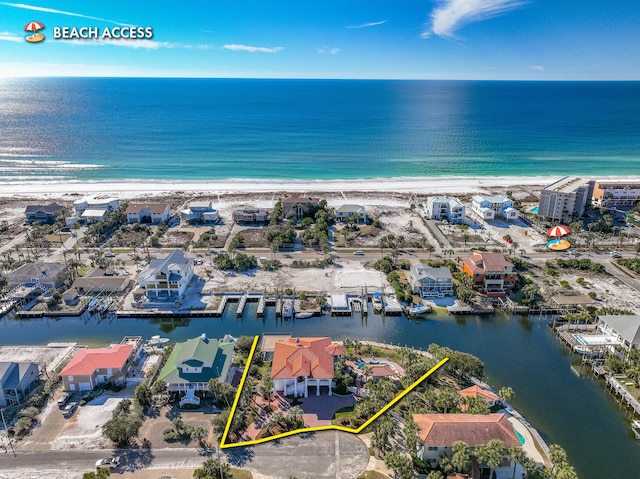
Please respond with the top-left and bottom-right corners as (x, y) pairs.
(333, 405), (355, 422)
(358, 471), (389, 479)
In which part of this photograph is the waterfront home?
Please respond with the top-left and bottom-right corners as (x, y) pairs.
(281, 195), (319, 221)
(62, 287), (80, 305)
(461, 252), (516, 297)
(80, 209), (108, 223)
(58, 344), (134, 391)
(8, 262), (68, 289)
(336, 204), (367, 224)
(24, 203), (64, 224)
(271, 337), (343, 397)
(0, 362), (40, 407)
(413, 413), (520, 468)
(592, 180), (640, 208)
(125, 203), (171, 224)
(597, 315), (640, 351)
(73, 196), (119, 217)
(157, 333), (234, 401)
(137, 249), (194, 299)
(232, 208), (271, 224)
(538, 176), (593, 223)
(409, 264), (454, 298)
(180, 201), (218, 223)
(425, 196), (465, 224)
(471, 195), (519, 221)
(459, 385), (500, 409)
(72, 267), (130, 294)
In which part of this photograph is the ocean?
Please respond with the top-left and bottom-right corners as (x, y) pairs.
(1, 78), (639, 183)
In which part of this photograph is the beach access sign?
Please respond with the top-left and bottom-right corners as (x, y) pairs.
(24, 21), (154, 43)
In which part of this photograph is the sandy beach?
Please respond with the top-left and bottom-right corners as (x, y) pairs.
(2, 175), (639, 199)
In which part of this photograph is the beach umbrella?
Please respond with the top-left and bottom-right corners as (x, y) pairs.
(24, 21), (44, 32)
(547, 225), (570, 237)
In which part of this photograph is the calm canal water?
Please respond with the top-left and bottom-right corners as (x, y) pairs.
(1, 304), (638, 478)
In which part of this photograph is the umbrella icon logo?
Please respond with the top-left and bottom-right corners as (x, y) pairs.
(24, 21), (45, 43)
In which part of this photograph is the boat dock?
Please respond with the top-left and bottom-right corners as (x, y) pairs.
(447, 299), (495, 315)
(604, 374), (640, 416)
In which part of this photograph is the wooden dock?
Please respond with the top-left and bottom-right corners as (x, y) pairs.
(605, 374), (640, 416)
(447, 300), (495, 315)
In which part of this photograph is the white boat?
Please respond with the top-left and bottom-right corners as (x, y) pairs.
(147, 335), (169, 345)
(282, 299), (294, 318)
(632, 420), (640, 439)
(372, 293), (383, 312)
(407, 303), (432, 316)
(573, 345), (601, 356)
(295, 312), (314, 319)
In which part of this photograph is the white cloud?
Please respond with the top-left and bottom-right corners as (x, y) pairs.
(223, 44), (284, 53)
(528, 65), (544, 71)
(317, 46), (340, 55)
(0, 2), (132, 26)
(425, 0), (525, 39)
(63, 38), (177, 50)
(0, 31), (22, 42)
(347, 20), (388, 29)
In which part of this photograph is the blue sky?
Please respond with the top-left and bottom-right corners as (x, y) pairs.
(0, 1), (639, 79)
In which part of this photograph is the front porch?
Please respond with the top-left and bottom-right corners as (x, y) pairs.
(274, 377), (334, 397)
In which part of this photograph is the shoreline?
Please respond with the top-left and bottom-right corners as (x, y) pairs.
(2, 175), (640, 198)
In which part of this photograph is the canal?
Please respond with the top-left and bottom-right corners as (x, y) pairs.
(1, 305), (638, 478)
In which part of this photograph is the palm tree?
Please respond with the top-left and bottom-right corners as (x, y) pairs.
(508, 446), (527, 479)
(425, 243), (435, 261)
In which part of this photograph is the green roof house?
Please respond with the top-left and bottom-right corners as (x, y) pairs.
(158, 333), (234, 406)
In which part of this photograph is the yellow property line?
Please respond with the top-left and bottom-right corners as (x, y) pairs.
(220, 335), (448, 448)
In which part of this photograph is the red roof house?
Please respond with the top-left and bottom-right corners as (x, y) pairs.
(59, 344), (134, 391)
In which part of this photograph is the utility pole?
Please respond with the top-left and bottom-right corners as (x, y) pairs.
(0, 408), (16, 456)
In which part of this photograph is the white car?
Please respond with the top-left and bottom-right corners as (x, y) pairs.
(354, 250), (365, 255)
(96, 456), (120, 470)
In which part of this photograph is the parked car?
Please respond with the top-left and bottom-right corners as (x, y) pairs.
(96, 456), (120, 470)
(104, 252), (116, 257)
(354, 250), (365, 255)
(57, 392), (71, 407)
(610, 251), (622, 258)
(63, 401), (78, 417)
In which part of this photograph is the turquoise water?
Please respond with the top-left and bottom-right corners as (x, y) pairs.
(1, 79), (640, 183)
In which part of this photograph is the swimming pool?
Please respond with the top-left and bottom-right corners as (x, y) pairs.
(357, 361), (392, 370)
(515, 429), (526, 445)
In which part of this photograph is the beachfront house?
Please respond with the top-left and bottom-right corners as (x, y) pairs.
(180, 201), (218, 223)
(538, 176), (594, 223)
(271, 337), (343, 397)
(597, 315), (640, 351)
(8, 262), (68, 289)
(409, 265), (454, 298)
(461, 252), (516, 297)
(413, 413), (521, 471)
(336, 204), (367, 224)
(232, 208), (271, 224)
(125, 203), (171, 224)
(157, 333), (234, 406)
(24, 203), (65, 224)
(137, 249), (194, 299)
(58, 344), (134, 391)
(281, 195), (319, 221)
(471, 195), (519, 221)
(0, 362), (40, 407)
(425, 196), (466, 224)
(73, 196), (119, 217)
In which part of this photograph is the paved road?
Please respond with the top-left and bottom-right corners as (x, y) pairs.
(0, 430), (368, 479)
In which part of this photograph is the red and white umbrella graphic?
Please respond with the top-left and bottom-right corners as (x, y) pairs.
(24, 21), (44, 32)
(547, 225), (571, 237)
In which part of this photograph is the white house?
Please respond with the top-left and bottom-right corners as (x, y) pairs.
(336, 204), (367, 224)
(425, 196), (466, 223)
(471, 195), (519, 221)
(409, 265), (454, 298)
(271, 337), (343, 397)
(8, 262), (68, 289)
(597, 315), (640, 351)
(126, 203), (171, 224)
(180, 201), (218, 223)
(73, 196), (119, 217)
(137, 249), (194, 298)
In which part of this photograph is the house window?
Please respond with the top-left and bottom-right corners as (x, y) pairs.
(428, 446), (438, 451)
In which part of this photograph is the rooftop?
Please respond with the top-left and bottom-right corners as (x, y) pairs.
(412, 413), (520, 447)
(599, 315), (640, 345)
(543, 176), (592, 193)
(9, 262), (67, 279)
(271, 337), (335, 380)
(59, 344), (133, 377)
(411, 265), (453, 281)
(25, 203), (64, 214)
(125, 203), (170, 215)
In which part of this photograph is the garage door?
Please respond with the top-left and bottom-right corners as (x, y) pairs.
(79, 383), (92, 391)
